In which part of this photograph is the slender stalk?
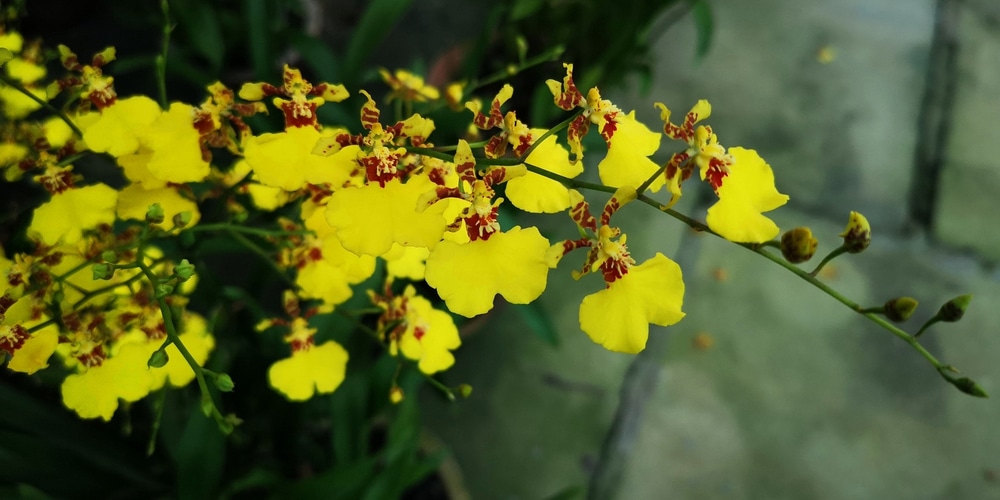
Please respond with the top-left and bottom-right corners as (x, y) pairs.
(516, 110), (583, 161)
(809, 245), (848, 276)
(225, 229), (297, 289)
(155, 0), (171, 109)
(136, 250), (223, 424)
(0, 75), (84, 138)
(185, 223), (313, 238)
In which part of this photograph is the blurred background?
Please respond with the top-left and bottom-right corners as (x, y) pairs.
(4, 0), (1000, 498)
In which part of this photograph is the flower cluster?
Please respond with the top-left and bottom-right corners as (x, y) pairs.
(0, 25), (797, 426)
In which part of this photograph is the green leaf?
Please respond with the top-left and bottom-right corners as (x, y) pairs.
(245, 0), (273, 79)
(689, 0), (714, 60)
(343, 0), (414, 85)
(510, 0), (546, 20)
(289, 33), (340, 82)
(543, 485), (585, 500)
(513, 301), (560, 347)
(174, 403), (226, 500)
(173, 0), (225, 71)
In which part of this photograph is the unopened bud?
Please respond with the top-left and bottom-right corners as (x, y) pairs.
(839, 211), (871, 253)
(145, 203), (165, 224)
(92, 263), (115, 280)
(389, 386), (404, 404)
(174, 259), (195, 282)
(214, 373), (235, 392)
(457, 384), (473, 399)
(951, 377), (988, 398)
(938, 294), (972, 322)
(173, 211), (193, 228)
(147, 348), (169, 368)
(515, 35), (529, 62)
(101, 250), (118, 263)
(884, 296), (918, 322)
(780, 227), (818, 263)
(155, 283), (174, 298)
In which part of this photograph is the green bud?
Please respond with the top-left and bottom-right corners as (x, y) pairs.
(780, 227), (818, 263)
(951, 377), (988, 398)
(938, 294), (972, 322)
(200, 396), (215, 417)
(147, 348), (169, 368)
(172, 211), (193, 228)
(174, 259), (195, 282)
(457, 384), (473, 399)
(839, 211), (871, 253)
(101, 250), (118, 263)
(515, 35), (529, 62)
(214, 373), (235, 392)
(91, 263), (115, 280)
(155, 283), (174, 298)
(884, 296), (919, 323)
(145, 203), (165, 224)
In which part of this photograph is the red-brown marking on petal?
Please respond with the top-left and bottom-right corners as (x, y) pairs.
(77, 344), (106, 368)
(706, 159), (728, 192)
(568, 115), (590, 151)
(0, 295), (15, 316)
(464, 207), (500, 241)
(280, 101), (319, 128)
(569, 198), (597, 232)
(0, 324), (29, 355)
(513, 132), (533, 157)
(600, 255), (630, 284)
(360, 152), (401, 187)
(481, 167), (508, 188)
(413, 325), (426, 341)
(600, 113), (619, 145)
(483, 134), (508, 159)
(290, 334), (314, 352)
(361, 106), (380, 130)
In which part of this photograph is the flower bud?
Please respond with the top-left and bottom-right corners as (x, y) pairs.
(174, 259), (195, 282)
(457, 384), (473, 399)
(389, 386), (404, 404)
(147, 348), (169, 368)
(951, 377), (988, 398)
(839, 211), (871, 253)
(145, 203), (165, 224)
(91, 263), (115, 280)
(101, 250), (118, 263)
(155, 283), (174, 298)
(214, 373), (235, 392)
(884, 296), (918, 322)
(780, 227), (818, 263)
(173, 211), (193, 228)
(938, 294), (972, 322)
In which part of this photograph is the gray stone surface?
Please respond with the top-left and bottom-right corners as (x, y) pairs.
(934, 3), (1000, 260)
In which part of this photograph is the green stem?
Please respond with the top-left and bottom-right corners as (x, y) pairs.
(434, 140), (490, 152)
(914, 316), (941, 338)
(516, 110), (583, 162)
(72, 271), (145, 309)
(184, 223), (313, 238)
(424, 375), (456, 401)
(225, 229), (297, 289)
(473, 45), (565, 90)
(809, 245), (848, 276)
(156, 0), (171, 109)
(467, 160), (954, 377)
(0, 75), (84, 138)
(749, 247), (948, 372)
(136, 249), (223, 425)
